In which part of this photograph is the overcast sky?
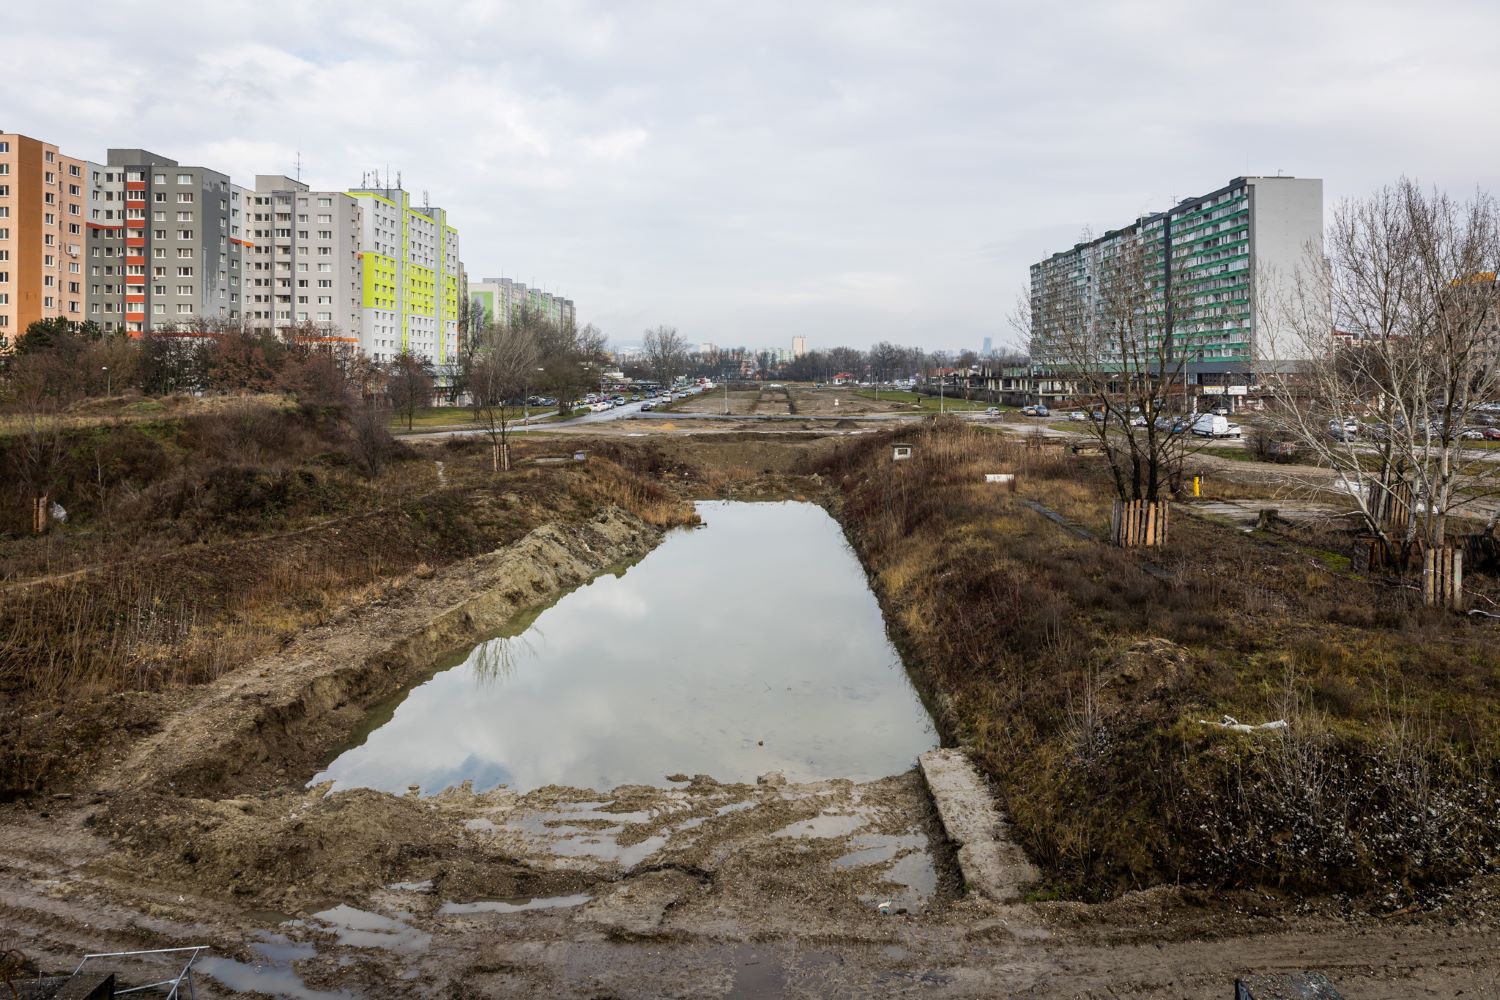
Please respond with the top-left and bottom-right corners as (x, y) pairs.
(5, 0), (1499, 351)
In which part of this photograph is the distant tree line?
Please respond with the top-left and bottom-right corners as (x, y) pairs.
(0, 306), (608, 420)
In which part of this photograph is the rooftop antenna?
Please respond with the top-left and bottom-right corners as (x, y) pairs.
(422, 188), (430, 209)
(294, 150), (302, 182)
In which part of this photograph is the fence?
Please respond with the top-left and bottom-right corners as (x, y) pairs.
(1111, 499), (1169, 547)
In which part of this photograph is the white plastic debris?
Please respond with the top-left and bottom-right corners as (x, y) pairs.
(50, 502), (68, 523)
(1198, 715), (1288, 734)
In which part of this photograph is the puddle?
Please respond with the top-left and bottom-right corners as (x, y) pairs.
(771, 813), (869, 839)
(252, 932), (317, 965)
(832, 832), (926, 869)
(678, 799), (756, 831)
(198, 956), (358, 1000)
(385, 880), (433, 892)
(313, 501), (935, 794)
(312, 905), (430, 954)
(438, 893), (592, 915)
(198, 931), (353, 1000)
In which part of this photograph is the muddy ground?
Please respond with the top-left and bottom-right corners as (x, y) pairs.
(3, 426), (1500, 997)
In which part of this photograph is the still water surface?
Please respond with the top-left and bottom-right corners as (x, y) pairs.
(312, 501), (935, 794)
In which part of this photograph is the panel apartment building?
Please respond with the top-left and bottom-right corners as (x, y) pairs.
(348, 184), (462, 365)
(0, 133), (88, 339)
(84, 149), (240, 335)
(468, 276), (576, 330)
(1029, 175), (1324, 389)
(240, 175), (363, 346)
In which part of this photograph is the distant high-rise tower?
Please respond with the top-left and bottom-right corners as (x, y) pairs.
(792, 335), (807, 358)
(982, 336), (992, 356)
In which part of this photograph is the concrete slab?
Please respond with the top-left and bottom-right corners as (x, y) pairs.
(917, 748), (1039, 903)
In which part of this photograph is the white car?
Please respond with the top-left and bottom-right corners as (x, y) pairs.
(1328, 418), (1359, 441)
(1069, 410), (1087, 422)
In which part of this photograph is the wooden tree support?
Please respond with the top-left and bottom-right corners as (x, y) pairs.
(1422, 546), (1464, 610)
(31, 495), (49, 534)
(1111, 499), (1169, 547)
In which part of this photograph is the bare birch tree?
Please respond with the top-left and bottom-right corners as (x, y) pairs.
(470, 322), (541, 472)
(1261, 178), (1500, 562)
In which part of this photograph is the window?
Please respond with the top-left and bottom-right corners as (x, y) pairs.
(154, 174), (166, 184)
(178, 229), (194, 240)
(177, 266), (193, 276)
(178, 192), (194, 203)
(154, 192), (166, 203)
(177, 211), (193, 222)
(177, 248), (193, 258)
(153, 303), (165, 314)
(177, 284), (193, 295)
(177, 304), (193, 314)
(176, 174), (192, 185)
(154, 229), (167, 239)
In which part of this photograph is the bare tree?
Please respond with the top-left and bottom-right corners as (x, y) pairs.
(470, 322), (541, 471)
(642, 325), (688, 390)
(1020, 226), (1201, 502)
(348, 398), (396, 481)
(7, 384), (67, 532)
(1262, 178), (1500, 561)
(385, 350), (435, 431)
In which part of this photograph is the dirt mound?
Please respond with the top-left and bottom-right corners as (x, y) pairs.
(102, 507), (662, 799)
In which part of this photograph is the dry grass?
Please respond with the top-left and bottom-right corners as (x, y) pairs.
(818, 418), (1500, 899)
(0, 408), (694, 796)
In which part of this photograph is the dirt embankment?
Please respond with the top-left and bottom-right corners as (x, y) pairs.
(102, 506), (662, 800)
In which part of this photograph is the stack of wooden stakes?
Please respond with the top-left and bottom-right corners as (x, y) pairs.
(1111, 499), (1169, 547)
(1422, 547), (1464, 610)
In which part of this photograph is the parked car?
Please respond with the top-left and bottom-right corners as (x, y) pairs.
(1210, 406), (1229, 417)
(641, 401), (654, 411)
(1459, 427), (1486, 440)
(1127, 414), (1148, 427)
(1328, 418), (1360, 441)
(1484, 427), (1500, 441)
(1090, 410), (1105, 422)
(985, 407), (1000, 416)
(1069, 410), (1087, 421)
(1191, 413), (1242, 438)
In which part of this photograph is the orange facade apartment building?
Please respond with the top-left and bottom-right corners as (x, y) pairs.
(0, 133), (87, 342)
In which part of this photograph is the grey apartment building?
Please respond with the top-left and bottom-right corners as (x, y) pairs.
(1029, 175), (1325, 391)
(85, 150), (239, 334)
(241, 176), (364, 344)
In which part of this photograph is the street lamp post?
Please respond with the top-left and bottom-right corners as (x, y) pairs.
(102, 366), (110, 396)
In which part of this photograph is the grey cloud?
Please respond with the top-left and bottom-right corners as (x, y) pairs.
(4, 0), (1499, 349)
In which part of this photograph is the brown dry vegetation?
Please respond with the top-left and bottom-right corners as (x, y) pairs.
(814, 417), (1500, 899)
(0, 403), (694, 798)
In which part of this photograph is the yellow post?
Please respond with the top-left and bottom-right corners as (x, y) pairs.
(1192, 475), (1201, 498)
